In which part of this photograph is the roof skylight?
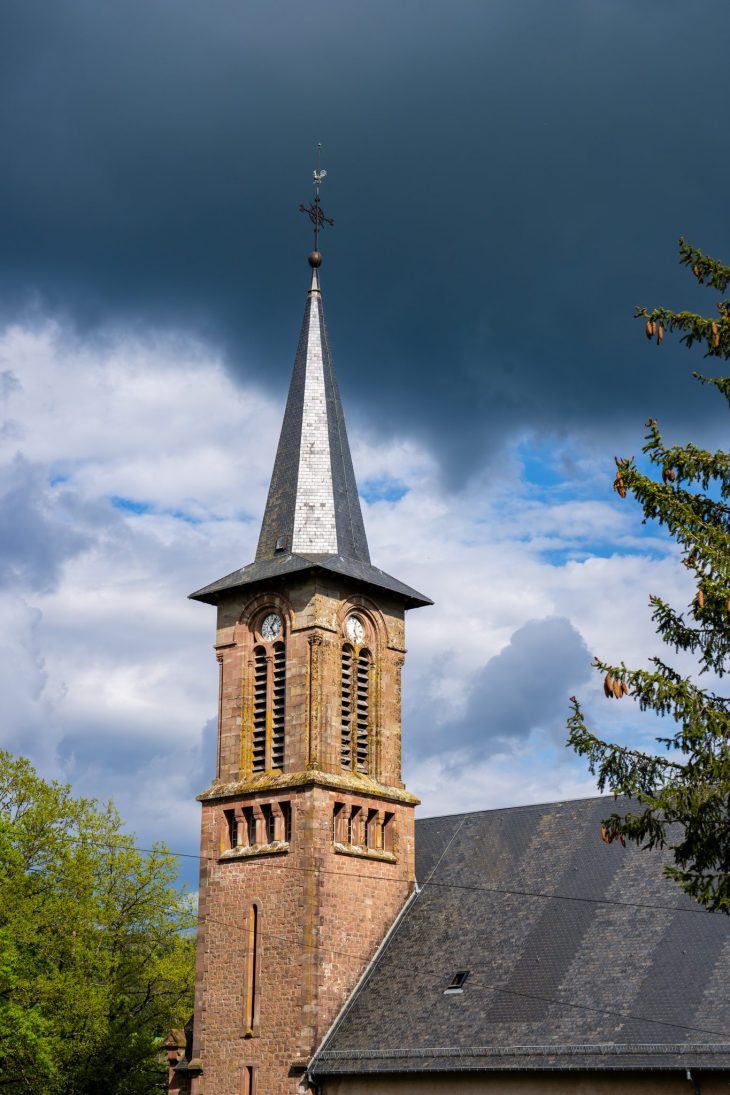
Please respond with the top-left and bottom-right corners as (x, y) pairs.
(444, 970), (469, 994)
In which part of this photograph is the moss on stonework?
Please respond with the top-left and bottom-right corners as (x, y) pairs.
(197, 768), (420, 806)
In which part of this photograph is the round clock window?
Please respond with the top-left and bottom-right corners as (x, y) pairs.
(261, 613), (282, 641)
(345, 615), (365, 645)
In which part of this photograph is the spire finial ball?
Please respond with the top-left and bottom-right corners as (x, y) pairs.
(308, 250), (322, 268)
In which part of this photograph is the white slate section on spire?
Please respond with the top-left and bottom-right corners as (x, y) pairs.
(291, 288), (338, 553)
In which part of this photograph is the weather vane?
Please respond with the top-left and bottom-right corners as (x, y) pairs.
(299, 143), (333, 264)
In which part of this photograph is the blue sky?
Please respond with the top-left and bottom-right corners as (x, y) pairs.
(0, 0), (727, 888)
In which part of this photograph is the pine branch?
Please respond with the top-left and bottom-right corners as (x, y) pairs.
(650, 596), (730, 677)
(693, 371), (730, 412)
(678, 238), (730, 293)
(636, 306), (730, 358)
(638, 424), (730, 501)
(567, 698), (681, 786)
(615, 459), (730, 566)
(635, 240), (730, 359)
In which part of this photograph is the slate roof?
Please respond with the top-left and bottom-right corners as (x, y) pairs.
(188, 552), (431, 609)
(190, 266), (430, 609)
(312, 797), (730, 1075)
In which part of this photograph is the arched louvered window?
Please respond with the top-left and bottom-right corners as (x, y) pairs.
(271, 642), (286, 769)
(252, 646), (267, 773)
(355, 651), (370, 773)
(251, 625), (286, 774)
(341, 645), (371, 774)
(340, 645), (353, 769)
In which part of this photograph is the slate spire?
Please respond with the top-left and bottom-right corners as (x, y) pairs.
(189, 156), (431, 609)
(256, 264), (370, 564)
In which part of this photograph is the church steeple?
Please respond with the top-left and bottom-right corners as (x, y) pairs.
(255, 263), (370, 563)
(189, 265), (430, 608)
(182, 157), (430, 1095)
(190, 149), (429, 611)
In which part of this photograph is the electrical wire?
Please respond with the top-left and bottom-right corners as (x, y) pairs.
(60, 834), (712, 917)
(17, 839), (729, 1042)
(185, 916), (730, 1041)
(486, 986), (729, 1040)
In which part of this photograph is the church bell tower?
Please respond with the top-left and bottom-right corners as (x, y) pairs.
(181, 163), (431, 1095)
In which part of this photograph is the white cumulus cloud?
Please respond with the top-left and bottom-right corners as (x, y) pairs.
(0, 317), (695, 878)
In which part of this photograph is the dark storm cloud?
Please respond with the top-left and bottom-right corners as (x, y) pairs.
(407, 617), (592, 759)
(0, 0), (728, 482)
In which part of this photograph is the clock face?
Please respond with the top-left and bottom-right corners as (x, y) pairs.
(261, 613), (282, 641)
(345, 615), (365, 645)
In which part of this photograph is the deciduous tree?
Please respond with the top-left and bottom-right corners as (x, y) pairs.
(0, 752), (195, 1092)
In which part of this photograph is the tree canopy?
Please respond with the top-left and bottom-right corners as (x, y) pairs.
(0, 751), (195, 1093)
(568, 239), (730, 915)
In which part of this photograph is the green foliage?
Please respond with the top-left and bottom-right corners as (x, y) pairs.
(568, 240), (730, 914)
(636, 237), (730, 359)
(0, 752), (195, 1093)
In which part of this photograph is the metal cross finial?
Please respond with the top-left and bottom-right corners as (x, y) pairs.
(299, 142), (334, 255)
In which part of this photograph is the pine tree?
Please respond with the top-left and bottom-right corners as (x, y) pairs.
(568, 239), (730, 914)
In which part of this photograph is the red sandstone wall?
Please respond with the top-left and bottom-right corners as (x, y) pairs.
(192, 787), (414, 1095)
(189, 578), (416, 1095)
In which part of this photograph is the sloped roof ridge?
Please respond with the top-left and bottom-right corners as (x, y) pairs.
(189, 550), (431, 607)
(417, 793), (619, 825)
(309, 886), (424, 1075)
(317, 1042), (730, 1061)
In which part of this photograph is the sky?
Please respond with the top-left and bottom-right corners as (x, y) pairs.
(0, 0), (728, 889)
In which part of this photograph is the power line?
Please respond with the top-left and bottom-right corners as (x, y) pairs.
(487, 985), (729, 1040)
(33, 841), (728, 1042)
(423, 876), (706, 916)
(183, 916), (730, 1042)
(422, 814), (467, 884)
(62, 834), (711, 917)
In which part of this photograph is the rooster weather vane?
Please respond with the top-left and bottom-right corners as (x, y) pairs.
(299, 143), (333, 256)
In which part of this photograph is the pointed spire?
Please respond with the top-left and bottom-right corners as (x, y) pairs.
(188, 153), (431, 609)
(256, 263), (370, 563)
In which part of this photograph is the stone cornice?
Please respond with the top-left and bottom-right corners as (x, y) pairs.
(197, 768), (420, 806)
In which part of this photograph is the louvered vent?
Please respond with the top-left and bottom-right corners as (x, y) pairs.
(252, 646), (267, 773)
(356, 652), (370, 773)
(271, 642), (286, 769)
(341, 646), (353, 769)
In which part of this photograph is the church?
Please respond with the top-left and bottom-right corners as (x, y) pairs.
(165, 186), (730, 1094)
